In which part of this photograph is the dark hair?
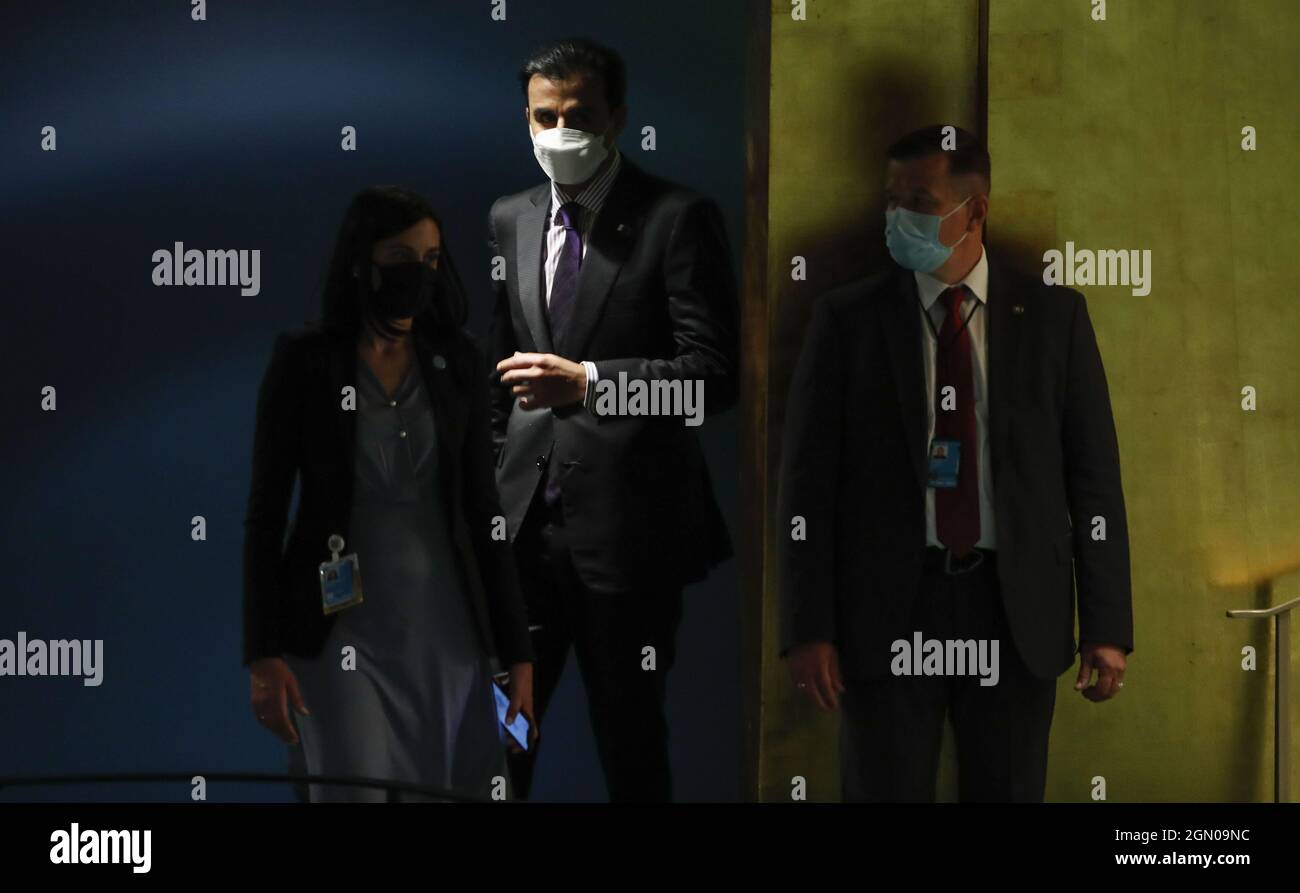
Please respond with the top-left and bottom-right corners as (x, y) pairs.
(318, 186), (468, 342)
(518, 37), (626, 111)
(886, 125), (991, 194)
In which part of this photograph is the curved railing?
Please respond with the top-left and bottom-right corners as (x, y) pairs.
(0, 771), (494, 803)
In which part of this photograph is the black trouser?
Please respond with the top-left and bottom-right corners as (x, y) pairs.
(507, 496), (684, 802)
(840, 550), (1057, 802)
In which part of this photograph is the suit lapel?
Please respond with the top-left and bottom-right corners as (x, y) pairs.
(984, 255), (1024, 488)
(882, 267), (929, 488)
(553, 163), (639, 359)
(515, 186), (553, 353)
(326, 328), (358, 477)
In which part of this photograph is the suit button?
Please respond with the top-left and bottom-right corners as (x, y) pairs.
(535, 455), (547, 469)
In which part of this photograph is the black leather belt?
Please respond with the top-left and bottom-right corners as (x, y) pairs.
(923, 546), (995, 576)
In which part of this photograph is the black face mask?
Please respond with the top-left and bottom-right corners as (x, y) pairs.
(361, 261), (440, 321)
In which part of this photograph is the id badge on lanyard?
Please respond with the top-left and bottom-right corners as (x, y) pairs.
(319, 533), (364, 614)
(927, 439), (961, 488)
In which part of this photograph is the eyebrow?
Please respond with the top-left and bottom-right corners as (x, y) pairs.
(533, 103), (590, 117)
(384, 245), (440, 258)
(886, 188), (937, 203)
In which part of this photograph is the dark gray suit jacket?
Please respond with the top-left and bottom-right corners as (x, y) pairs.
(778, 254), (1133, 680)
(487, 159), (738, 592)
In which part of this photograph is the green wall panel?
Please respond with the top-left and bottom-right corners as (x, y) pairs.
(989, 0), (1300, 802)
(760, 0), (980, 802)
(756, 0), (1300, 801)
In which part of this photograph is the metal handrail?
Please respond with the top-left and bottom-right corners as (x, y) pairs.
(1226, 594), (1300, 619)
(1226, 579), (1297, 804)
(0, 771), (495, 803)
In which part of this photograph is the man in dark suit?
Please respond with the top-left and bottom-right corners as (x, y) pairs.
(488, 38), (738, 801)
(779, 125), (1133, 802)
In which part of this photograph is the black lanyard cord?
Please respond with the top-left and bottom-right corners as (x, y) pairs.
(921, 294), (980, 354)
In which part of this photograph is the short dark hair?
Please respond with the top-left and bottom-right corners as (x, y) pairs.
(887, 125), (991, 194)
(518, 37), (626, 111)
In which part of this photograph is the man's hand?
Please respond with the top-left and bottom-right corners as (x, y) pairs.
(786, 641), (845, 712)
(1075, 642), (1127, 702)
(497, 352), (586, 409)
(502, 662), (539, 753)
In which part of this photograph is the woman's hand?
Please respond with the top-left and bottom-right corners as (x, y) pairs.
(250, 657), (310, 745)
(503, 662), (538, 752)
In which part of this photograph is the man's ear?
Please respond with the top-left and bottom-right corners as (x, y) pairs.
(970, 193), (990, 231)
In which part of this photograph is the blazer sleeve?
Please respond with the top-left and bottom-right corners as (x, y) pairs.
(487, 200), (518, 459)
(591, 196), (739, 416)
(1061, 291), (1134, 654)
(777, 295), (846, 653)
(462, 339), (536, 667)
(241, 332), (302, 666)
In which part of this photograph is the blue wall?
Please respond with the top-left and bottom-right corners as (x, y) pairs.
(0, 0), (745, 801)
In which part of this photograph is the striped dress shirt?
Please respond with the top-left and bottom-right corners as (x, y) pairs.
(541, 147), (622, 407)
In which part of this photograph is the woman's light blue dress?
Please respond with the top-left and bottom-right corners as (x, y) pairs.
(286, 355), (506, 802)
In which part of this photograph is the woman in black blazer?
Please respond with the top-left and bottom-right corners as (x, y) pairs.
(242, 186), (536, 801)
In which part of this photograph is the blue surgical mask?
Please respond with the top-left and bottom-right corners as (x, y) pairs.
(884, 196), (972, 273)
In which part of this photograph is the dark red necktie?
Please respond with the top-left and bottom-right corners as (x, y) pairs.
(935, 286), (980, 556)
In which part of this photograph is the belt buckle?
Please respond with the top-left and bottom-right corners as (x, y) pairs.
(943, 548), (984, 576)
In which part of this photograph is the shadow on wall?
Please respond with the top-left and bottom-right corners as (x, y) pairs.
(765, 59), (981, 801)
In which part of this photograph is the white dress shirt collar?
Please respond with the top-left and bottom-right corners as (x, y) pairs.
(914, 243), (989, 311)
(549, 148), (622, 221)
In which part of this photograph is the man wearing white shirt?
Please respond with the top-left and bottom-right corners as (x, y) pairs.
(778, 125), (1132, 801)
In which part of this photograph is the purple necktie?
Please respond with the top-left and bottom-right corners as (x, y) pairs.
(547, 201), (582, 342)
(543, 201), (582, 507)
